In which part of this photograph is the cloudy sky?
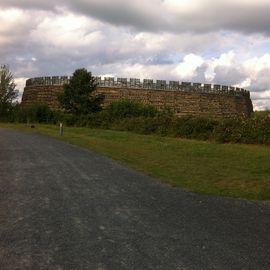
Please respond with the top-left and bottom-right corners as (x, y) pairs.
(1, 0), (270, 110)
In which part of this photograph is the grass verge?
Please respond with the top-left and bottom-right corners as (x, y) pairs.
(1, 123), (269, 200)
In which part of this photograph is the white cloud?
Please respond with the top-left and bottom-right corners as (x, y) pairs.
(0, 9), (36, 50)
(30, 13), (104, 50)
(14, 77), (28, 101)
(204, 51), (236, 81)
(244, 54), (270, 75)
(251, 81), (270, 110)
(175, 54), (204, 79)
(252, 90), (270, 100)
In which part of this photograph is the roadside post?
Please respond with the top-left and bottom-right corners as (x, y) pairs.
(59, 122), (63, 136)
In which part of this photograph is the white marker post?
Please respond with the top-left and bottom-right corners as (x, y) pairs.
(59, 122), (63, 136)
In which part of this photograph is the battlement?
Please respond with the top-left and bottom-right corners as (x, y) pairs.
(25, 76), (250, 97)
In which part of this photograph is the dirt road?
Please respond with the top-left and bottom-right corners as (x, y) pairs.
(0, 129), (269, 269)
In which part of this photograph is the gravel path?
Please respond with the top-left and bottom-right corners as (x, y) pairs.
(0, 129), (269, 270)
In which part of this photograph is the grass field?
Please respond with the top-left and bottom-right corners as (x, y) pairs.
(1, 123), (269, 200)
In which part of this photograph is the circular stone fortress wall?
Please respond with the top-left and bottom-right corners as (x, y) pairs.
(22, 76), (253, 118)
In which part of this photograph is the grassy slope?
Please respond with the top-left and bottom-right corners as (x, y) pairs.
(1, 123), (269, 200)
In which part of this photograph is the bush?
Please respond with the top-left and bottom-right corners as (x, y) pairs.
(7, 104), (59, 124)
(59, 113), (79, 126)
(110, 116), (171, 135)
(171, 116), (217, 140)
(105, 99), (158, 120)
(2, 98), (270, 146)
(27, 104), (55, 123)
(74, 111), (111, 129)
(213, 113), (270, 145)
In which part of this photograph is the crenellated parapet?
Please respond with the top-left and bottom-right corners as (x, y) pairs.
(22, 74), (253, 118)
(26, 76), (70, 86)
(25, 76), (250, 97)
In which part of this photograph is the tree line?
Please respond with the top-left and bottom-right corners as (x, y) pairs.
(1, 65), (270, 145)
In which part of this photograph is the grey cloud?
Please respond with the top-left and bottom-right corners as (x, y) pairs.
(188, 64), (247, 86)
(0, 0), (166, 31)
(190, 64), (209, 83)
(1, 0), (270, 35)
(57, 0), (270, 35)
(252, 100), (270, 110)
(68, 0), (167, 32)
(213, 66), (247, 86)
(198, 2), (270, 35)
(0, 19), (39, 56)
(249, 68), (270, 92)
(251, 91), (270, 100)
(0, 0), (55, 11)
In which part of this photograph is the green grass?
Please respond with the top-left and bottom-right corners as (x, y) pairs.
(1, 123), (270, 200)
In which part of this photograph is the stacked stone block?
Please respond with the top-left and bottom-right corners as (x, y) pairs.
(22, 76), (253, 118)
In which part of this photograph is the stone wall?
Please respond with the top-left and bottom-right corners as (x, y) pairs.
(22, 76), (253, 118)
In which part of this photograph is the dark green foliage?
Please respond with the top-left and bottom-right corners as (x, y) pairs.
(173, 116), (218, 140)
(0, 65), (18, 115)
(58, 68), (104, 115)
(213, 113), (270, 144)
(76, 111), (111, 129)
(105, 99), (158, 120)
(1, 94), (270, 146)
(58, 99), (269, 145)
(106, 115), (217, 139)
(157, 106), (174, 117)
(253, 110), (270, 118)
(25, 104), (55, 123)
(5, 104), (60, 124)
(111, 117), (161, 134)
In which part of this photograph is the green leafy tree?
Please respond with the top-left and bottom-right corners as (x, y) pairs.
(58, 68), (104, 115)
(0, 65), (18, 114)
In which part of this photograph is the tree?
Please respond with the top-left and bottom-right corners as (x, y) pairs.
(0, 65), (18, 114)
(58, 68), (104, 115)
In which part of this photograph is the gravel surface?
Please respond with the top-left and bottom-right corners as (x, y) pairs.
(0, 128), (269, 270)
